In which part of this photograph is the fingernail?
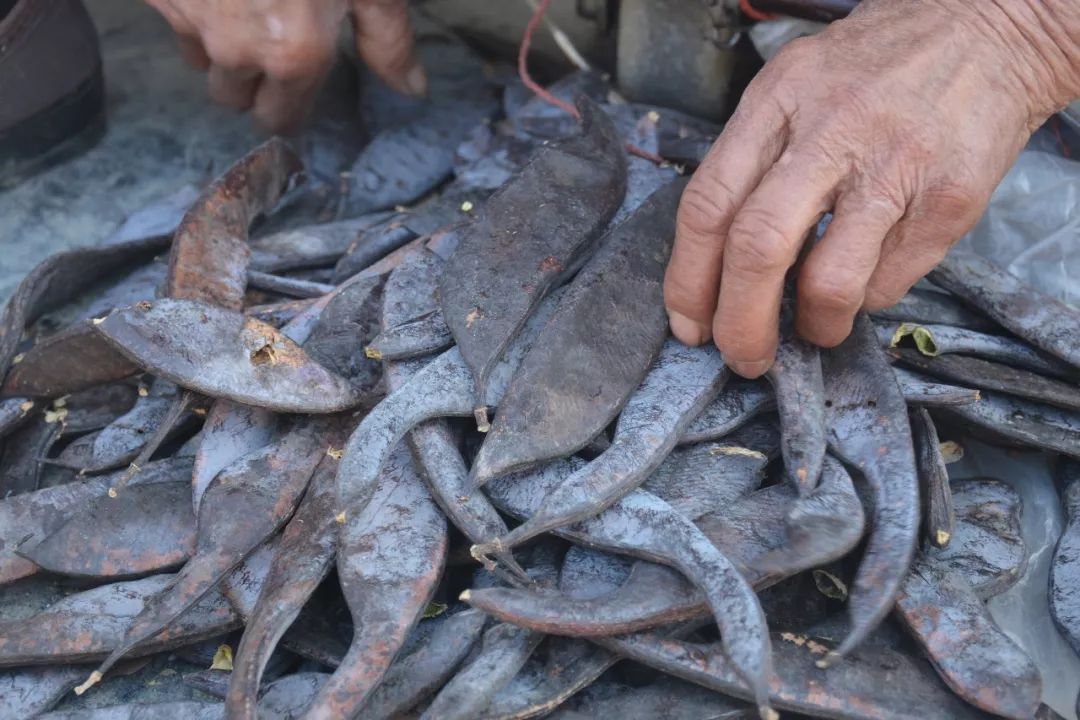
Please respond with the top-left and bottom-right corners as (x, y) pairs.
(404, 63), (427, 97)
(668, 311), (709, 346)
(728, 358), (772, 379)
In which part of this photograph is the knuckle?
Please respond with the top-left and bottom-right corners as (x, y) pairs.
(202, 39), (248, 70)
(801, 272), (864, 313)
(663, 278), (712, 320)
(770, 35), (816, 68)
(677, 181), (737, 243)
(863, 285), (906, 312)
(262, 39), (331, 80)
(921, 182), (985, 229)
(726, 209), (796, 276)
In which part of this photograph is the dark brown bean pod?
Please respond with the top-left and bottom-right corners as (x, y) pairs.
(420, 622), (545, 720)
(466, 469), (859, 637)
(381, 254), (527, 582)
(303, 445), (446, 720)
(767, 300), (826, 494)
(359, 609), (488, 719)
(598, 623), (989, 720)
(483, 461), (774, 718)
(2, 322), (141, 399)
(334, 291), (562, 514)
(683, 368), (974, 448)
(439, 98), (627, 418)
(225, 456), (340, 719)
(0, 413), (63, 497)
(338, 93), (497, 220)
(39, 701), (225, 720)
(93, 299), (366, 413)
(253, 673), (328, 719)
(475, 478), (1022, 664)
(893, 368), (981, 407)
(219, 538), (278, 619)
(367, 311), (454, 361)
(1036, 704), (1071, 720)
(248, 212), (395, 272)
(891, 349), (1080, 412)
(0, 665), (85, 718)
(471, 179), (685, 482)
(935, 478), (1026, 599)
(1050, 460), (1080, 657)
(331, 221), (419, 285)
(167, 138), (302, 311)
(545, 676), (752, 720)
(938, 391), (1080, 458)
(78, 418), (333, 690)
(641, 441), (767, 521)
(0, 457), (193, 587)
(0, 396), (34, 440)
(465, 557), (697, 638)
(473, 340), (728, 548)
(299, 275), (386, 396)
(278, 600), (351, 669)
(477, 637), (619, 720)
(0, 574), (239, 667)
(181, 669), (233, 699)
(895, 554), (1041, 719)
(54, 381), (193, 474)
(820, 314), (919, 662)
(334, 190), (479, 284)
(750, 456), (867, 579)
(928, 249), (1080, 367)
(36, 256), (168, 335)
(721, 417), (783, 459)
(878, 322), (1075, 380)
(604, 107), (683, 225)
(679, 379), (775, 446)
(57, 383), (140, 436)
(0, 234), (169, 384)
(245, 298), (315, 328)
(193, 283), (354, 514)
(911, 407), (955, 548)
(245, 270), (334, 299)
(870, 286), (1000, 333)
(21, 480), (195, 579)
(191, 401), (277, 512)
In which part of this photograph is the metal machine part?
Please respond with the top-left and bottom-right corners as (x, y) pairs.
(415, 0), (858, 122)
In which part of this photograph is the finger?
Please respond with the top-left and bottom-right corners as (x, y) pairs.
(176, 34), (210, 71)
(862, 218), (952, 311)
(352, 0), (425, 96)
(713, 152), (840, 377)
(207, 65), (260, 111)
(664, 96), (787, 346)
(864, 188), (982, 310)
(253, 74), (324, 135)
(796, 190), (905, 346)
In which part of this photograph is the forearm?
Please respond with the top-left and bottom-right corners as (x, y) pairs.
(955, 0), (1080, 120)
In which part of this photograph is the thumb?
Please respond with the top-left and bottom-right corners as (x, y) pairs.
(352, 0), (426, 96)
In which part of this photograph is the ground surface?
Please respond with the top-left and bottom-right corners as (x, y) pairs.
(0, 0), (258, 303)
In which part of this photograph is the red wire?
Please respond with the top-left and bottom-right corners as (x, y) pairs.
(518, 0), (580, 120)
(739, 0), (778, 22)
(517, 0), (667, 166)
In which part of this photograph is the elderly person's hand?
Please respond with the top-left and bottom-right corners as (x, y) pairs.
(144, 0), (424, 133)
(664, 0), (1080, 378)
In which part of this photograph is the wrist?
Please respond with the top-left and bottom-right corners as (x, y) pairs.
(946, 0), (1080, 123)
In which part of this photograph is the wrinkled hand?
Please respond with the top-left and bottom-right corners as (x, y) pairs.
(664, 0), (1079, 378)
(144, 0), (424, 133)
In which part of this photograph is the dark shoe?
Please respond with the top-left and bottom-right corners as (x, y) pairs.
(0, 0), (105, 189)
